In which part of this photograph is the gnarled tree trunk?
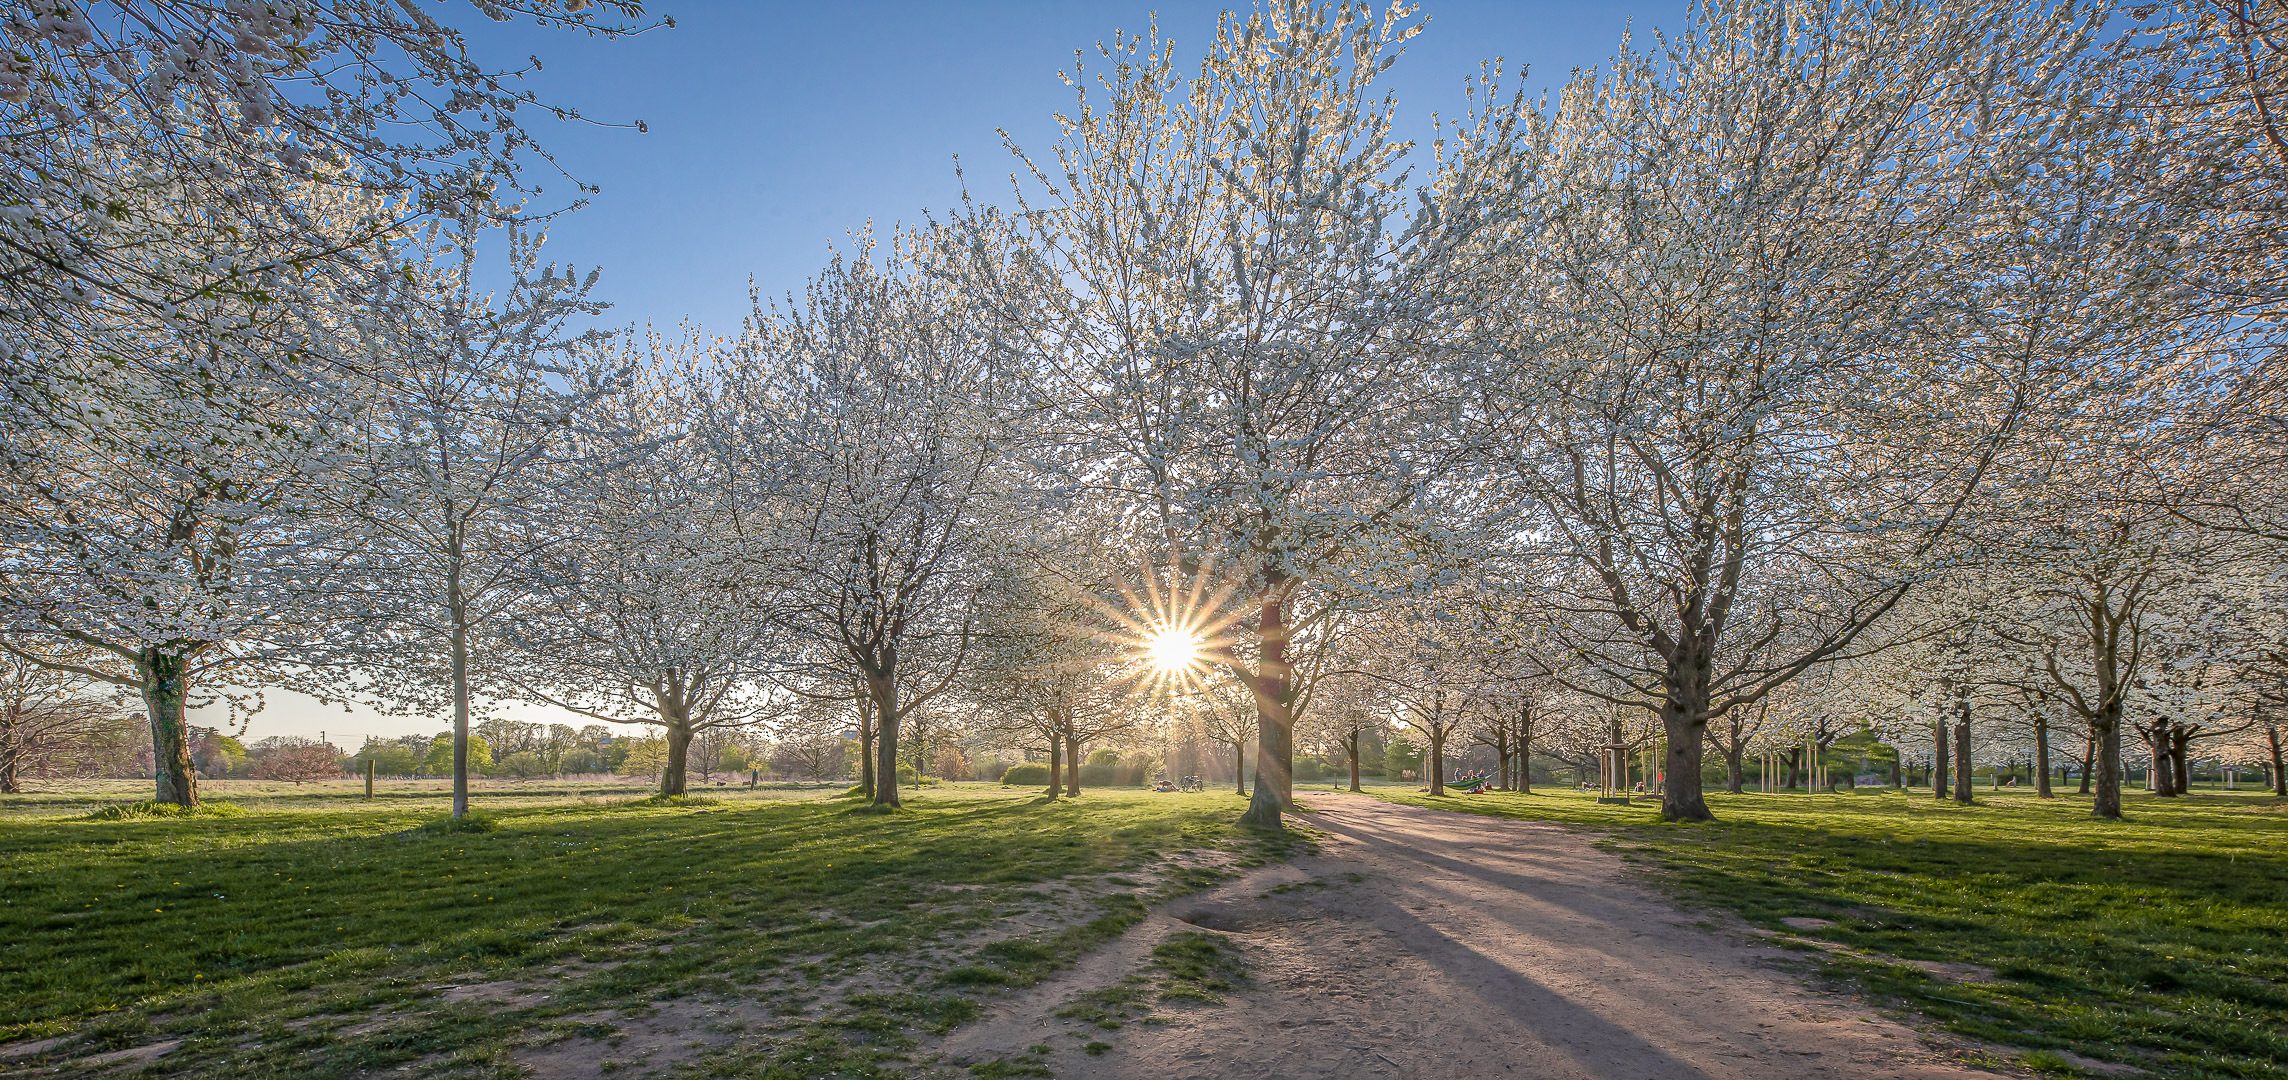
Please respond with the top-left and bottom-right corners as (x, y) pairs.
(139, 649), (198, 807)
(1658, 651), (1714, 821)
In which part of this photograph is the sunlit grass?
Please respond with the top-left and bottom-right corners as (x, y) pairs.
(1361, 784), (2288, 1080)
(0, 784), (1275, 1078)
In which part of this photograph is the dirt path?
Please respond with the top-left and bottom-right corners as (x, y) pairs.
(935, 792), (1998, 1080)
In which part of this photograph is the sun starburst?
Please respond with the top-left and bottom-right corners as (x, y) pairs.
(1080, 551), (1247, 704)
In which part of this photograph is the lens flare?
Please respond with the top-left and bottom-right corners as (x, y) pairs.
(1144, 627), (1202, 672)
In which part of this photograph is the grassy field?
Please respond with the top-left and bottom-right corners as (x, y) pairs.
(0, 780), (1288, 1079)
(1356, 783), (2288, 1080)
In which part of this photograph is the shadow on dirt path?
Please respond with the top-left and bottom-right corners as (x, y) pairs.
(934, 792), (2002, 1079)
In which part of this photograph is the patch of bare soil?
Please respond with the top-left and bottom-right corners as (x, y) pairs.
(76, 1039), (182, 1069)
(511, 861), (1195, 1079)
(934, 793), (2008, 1079)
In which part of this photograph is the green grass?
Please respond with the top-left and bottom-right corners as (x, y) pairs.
(0, 782), (1276, 1078)
(1361, 784), (2288, 1080)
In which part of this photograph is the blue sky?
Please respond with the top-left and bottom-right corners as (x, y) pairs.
(228, 0), (1683, 743)
(470, 0), (1682, 336)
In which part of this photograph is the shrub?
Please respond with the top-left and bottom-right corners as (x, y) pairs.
(1002, 762), (1053, 786)
(81, 800), (244, 821)
(1078, 763), (1115, 788)
(416, 812), (501, 834)
(977, 758), (1012, 782)
(896, 762), (918, 787)
(933, 746), (972, 780)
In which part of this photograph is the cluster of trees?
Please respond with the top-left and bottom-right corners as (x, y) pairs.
(5, 0), (2285, 826)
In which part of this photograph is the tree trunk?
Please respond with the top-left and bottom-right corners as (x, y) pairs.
(2091, 700), (2123, 819)
(868, 671), (901, 808)
(1232, 739), (1246, 796)
(2034, 719), (2053, 798)
(1933, 717), (1950, 800)
(1064, 734), (1080, 796)
(1953, 705), (1974, 806)
(1723, 741), (1745, 795)
(1347, 729), (1362, 793)
(1657, 653), (1714, 822)
(445, 535), (474, 819)
(856, 681), (875, 799)
(1428, 728), (1446, 797)
(1517, 725), (1534, 795)
(139, 649), (198, 807)
(1239, 579), (1292, 829)
(1043, 736), (1060, 800)
(2078, 727), (2095, 795)
(2170, 727), (2192, 794)
(661, 719), (692, 797)
(654, 672), (694, 797)
(0, 739), (18, 795)
(2142, 726), (2176, 797)
(2268, 725), (2286, 797)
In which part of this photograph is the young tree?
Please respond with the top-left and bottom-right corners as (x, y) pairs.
(318, 215), (611, 818)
